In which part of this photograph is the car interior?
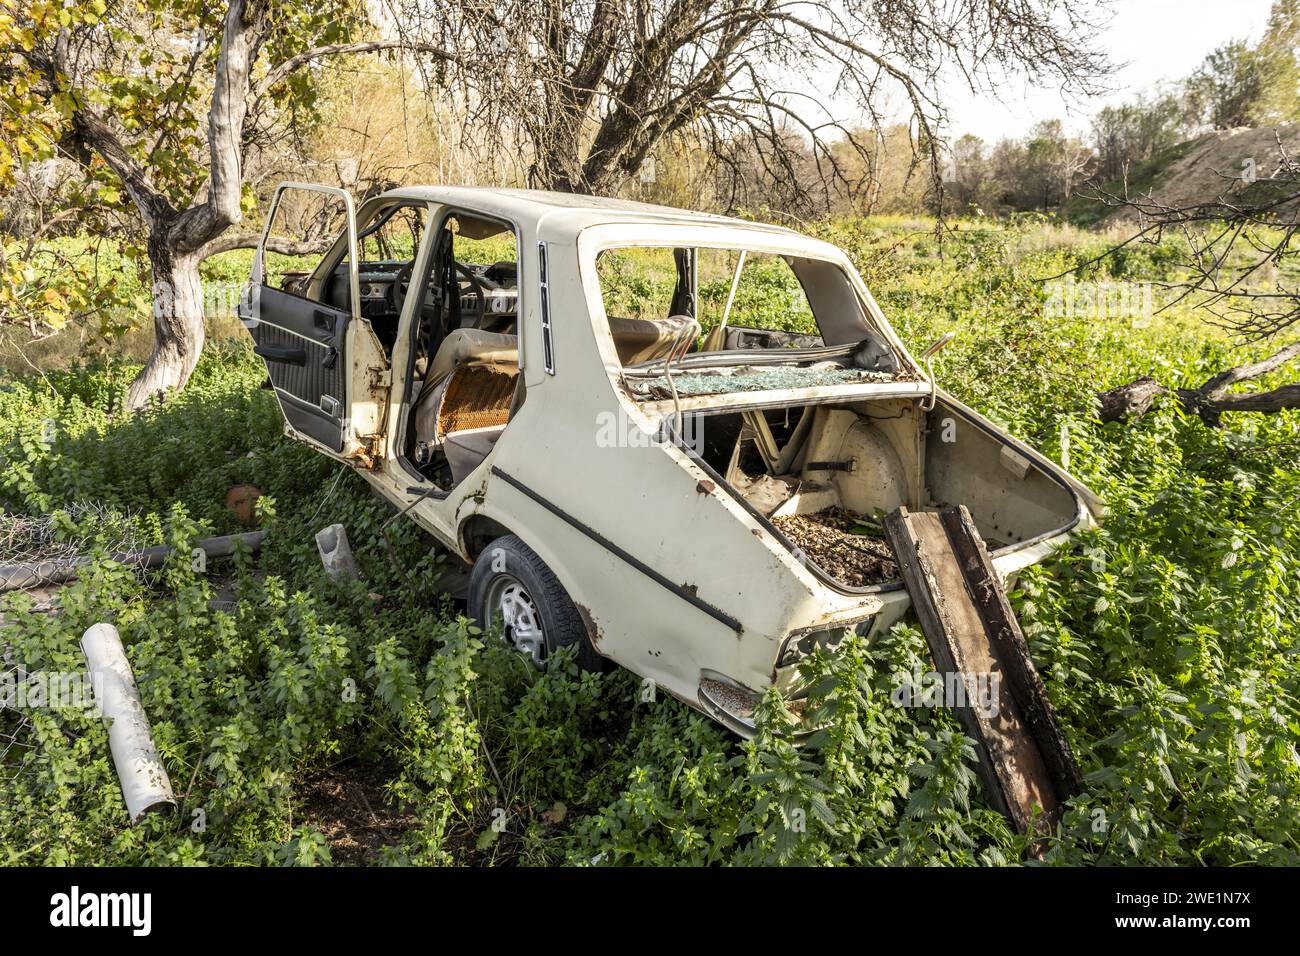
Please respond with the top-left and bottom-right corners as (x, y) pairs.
(284, 204), (906, 493)
(293, 206), (719, 491)
(606, 247), (904, 409)
(372, 209), (524, 490)
(393, 218), (729, 490)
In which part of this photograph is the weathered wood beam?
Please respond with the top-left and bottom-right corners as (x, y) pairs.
(883, 505), (1082, 835)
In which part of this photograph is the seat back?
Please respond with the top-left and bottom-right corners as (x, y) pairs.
(414, 329), (519, 448)
(608, 315), (700, 365)
(436, 365), (516, 434)
(426, 328), (518, 383)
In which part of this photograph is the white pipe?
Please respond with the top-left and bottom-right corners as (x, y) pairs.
(80, 623), (175, 822)
(315, 523), (360, 582)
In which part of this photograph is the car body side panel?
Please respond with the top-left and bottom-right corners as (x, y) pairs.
(337, 189), (1103, 725)
(425, 227), (898, 703)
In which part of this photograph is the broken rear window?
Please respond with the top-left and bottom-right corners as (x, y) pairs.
(592, 244), (910, 398)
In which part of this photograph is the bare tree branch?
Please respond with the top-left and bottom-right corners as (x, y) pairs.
(1082, 133), (1300, 342)
(1098, 339), (1300, 426)
(251, 39), (457, 101)
(197, 232), (334, 260)
(383, 0), (1111, 211)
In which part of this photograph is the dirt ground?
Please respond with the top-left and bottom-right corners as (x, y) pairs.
(771, 507), (898, 586)
(297, 766), (416, 865)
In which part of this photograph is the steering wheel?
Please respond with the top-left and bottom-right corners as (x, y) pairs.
(389, 259), (416, 316)
(455, 262), (486, 327)
(390, 259), (488, 327)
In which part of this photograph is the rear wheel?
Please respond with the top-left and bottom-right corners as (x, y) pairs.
(468, 534), (604, 671)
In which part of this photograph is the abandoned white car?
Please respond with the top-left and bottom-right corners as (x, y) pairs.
(239, 185), (1102, 736)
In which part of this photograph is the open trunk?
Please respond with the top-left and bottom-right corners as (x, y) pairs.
(682, 395), (1082, 591)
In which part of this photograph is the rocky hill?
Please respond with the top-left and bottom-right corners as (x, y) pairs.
(1092, 122), (1300, 226)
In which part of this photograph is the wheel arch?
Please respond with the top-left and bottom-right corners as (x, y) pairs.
(459, 513), (514, 560)
(458, 506), (606, 657)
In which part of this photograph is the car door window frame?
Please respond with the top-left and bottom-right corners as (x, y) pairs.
(254, 182), (361, 319)
(394, 204), (525, 487)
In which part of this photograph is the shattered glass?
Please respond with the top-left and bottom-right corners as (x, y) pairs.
(626, 365), (912, 398)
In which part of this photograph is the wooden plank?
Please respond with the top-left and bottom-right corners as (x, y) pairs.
(883, 505), (1081, 834)
(939, 506), (1084, 803)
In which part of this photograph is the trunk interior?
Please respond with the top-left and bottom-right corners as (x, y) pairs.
(686, 397), (1080, 589)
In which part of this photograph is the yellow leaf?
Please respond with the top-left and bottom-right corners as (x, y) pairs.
(43, 288), (68, 312)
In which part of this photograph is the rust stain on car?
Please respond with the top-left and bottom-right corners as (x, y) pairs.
(345, 446), (375, 470)
(576, 603), (601, 647)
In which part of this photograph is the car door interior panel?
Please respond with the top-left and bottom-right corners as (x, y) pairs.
(245, 286), (349, 451)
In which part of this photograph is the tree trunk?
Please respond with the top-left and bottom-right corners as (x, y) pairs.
(533, 138), (588, 194)
(122, 0), (260, 410)
(125, 237), (205, 410)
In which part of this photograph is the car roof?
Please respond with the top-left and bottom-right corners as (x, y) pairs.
(378, 185), (803, 239)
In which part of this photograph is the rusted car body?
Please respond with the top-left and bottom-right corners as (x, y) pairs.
(240, 185), (1102, 736)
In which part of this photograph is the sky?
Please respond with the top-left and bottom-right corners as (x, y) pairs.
(939, 0), (1277, 141)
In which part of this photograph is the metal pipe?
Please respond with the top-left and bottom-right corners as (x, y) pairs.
(719, 249), (747, 332)
(0, 531), (265, 593)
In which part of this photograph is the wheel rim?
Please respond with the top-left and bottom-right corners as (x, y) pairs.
(485, 574), (546, 667)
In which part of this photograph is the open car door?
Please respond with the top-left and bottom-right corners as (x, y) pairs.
(240, 183), (359, 453)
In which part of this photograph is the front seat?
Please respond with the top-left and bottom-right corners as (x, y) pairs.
(424, 328), (519, 385)
(413, 329), (519, 483)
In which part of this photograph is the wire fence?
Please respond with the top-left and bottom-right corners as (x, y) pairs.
(0, 649), (37, 777)
(0, 504), (148, 565)
(0, 506), (133, 777)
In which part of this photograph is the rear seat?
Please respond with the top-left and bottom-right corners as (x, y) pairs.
(608, 315), (700, 364)
(416, 317), (698, 485)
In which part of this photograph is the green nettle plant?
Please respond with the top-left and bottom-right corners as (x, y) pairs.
(1, 218), (1297, 866)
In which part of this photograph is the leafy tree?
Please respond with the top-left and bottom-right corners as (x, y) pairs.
(1089, 94), (1189, 182)
(1184, 40), (1270, 130)
(962, 122), (1094, 214)
(945, 134), (989, 213)
(1183, 2), (1299, 134)
(1255, 0), (1300, 124)
(1, 1), (439, 408)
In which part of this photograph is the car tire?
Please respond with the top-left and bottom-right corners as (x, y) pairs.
(468, 534), (605, 672)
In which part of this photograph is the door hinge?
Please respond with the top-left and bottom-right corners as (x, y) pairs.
(368, 367), (392, 389)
